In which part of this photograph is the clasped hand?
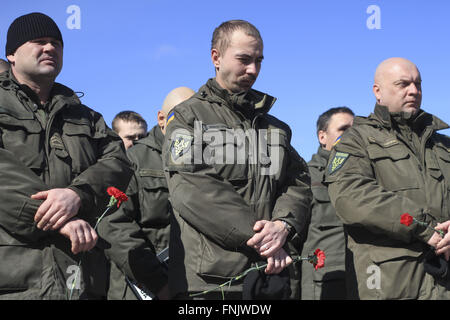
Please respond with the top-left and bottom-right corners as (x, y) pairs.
(247, 220), (292, 274)
(32, 188), (97, 254)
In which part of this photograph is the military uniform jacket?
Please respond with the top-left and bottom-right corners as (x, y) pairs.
(0, 70), (132, 299)
(301, 147), (346, 299)
(326, 104), (450, 299)
(163, 78), (312, 296)
(98, 125), (169, 299)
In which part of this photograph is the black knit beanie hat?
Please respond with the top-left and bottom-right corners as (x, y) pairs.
(6, 12), (63, 56)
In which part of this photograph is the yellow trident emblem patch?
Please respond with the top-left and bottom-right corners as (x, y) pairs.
(170, 134), (193, 161)
(328, 152), (349, 174)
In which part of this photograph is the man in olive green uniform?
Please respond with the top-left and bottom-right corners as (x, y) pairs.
(99, 87), (195, 299)
(301, 107), (354, 300)
(0, 59), (9, 73)
(326, 57), (450, 299)
(112, 111), (148, 150)
(0, 13), (132, 299)
(163, 20), (312, 299)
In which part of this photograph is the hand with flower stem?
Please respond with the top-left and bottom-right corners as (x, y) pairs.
(401, 213), (450, 261)
(189, 248), (325, 298)
(58, 218), (98, 254)
(68, 186), (128, 299)
(429, 221), (450, 261)
(265, 247), (293, 274)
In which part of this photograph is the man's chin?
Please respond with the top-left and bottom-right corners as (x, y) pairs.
(404, 106), (420, 115)
(235, 83), (253, 93)
(36, 67), (61, 79)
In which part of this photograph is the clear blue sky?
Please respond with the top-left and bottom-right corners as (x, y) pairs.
(2, 0), (449, 161)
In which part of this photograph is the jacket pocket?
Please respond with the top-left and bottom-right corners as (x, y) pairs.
(434, 144), (450, 189)
(0, 244), (42, 291)
(138, 173), (171, 227)
(311, 186), (343, 229)
(312, 248), (346, 280)
(368, 245), (424, 299)
(196, 233), (251, 283)
(312, 264), (346, 300)
(203, 125), (249, 182)
(0, 112), (44, 171)
(61, 117), (103, 173)
(367, 142), (420, 191)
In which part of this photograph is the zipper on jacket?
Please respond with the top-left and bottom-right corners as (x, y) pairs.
(251, 113), (263, 214)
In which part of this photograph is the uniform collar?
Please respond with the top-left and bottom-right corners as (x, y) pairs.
(2, 69), (80, 110)
(372, 103), (449, 132)
(309, 146), (330, 169)
(198, 78), (277, 115)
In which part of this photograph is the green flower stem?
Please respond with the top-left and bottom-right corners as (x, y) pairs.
(189, 255), (311, 298)
(413, 218), (445, 237)
(94, 205), (114, 230)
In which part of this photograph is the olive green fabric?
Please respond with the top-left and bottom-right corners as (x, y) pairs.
(163, 78), (312, 299)
(301, 147), (346, 300)
(0, 70), (133, 299)
(325, 104), (450, 300)
(98, 125), (169, 299)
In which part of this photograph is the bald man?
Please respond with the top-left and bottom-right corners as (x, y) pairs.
(158, 87), (195, 135)
(98, 87), (194, 300)
(0, 59), (9, 73)
(325, 57), (450, 300)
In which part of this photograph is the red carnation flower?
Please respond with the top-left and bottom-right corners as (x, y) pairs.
(400, 213), (414, 227)
(107, 186), (128, 208)
(313, 249), (326, 270)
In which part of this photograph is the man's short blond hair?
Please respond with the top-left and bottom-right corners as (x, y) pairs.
(211, 20), (263, 54)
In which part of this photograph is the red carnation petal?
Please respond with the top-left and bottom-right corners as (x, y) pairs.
(400, 213), (414, 227)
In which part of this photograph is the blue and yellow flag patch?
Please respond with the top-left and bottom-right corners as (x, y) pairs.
(328, 152), (349, 175)
(333, 135), (342, 147)
(166, 111), (175, 127)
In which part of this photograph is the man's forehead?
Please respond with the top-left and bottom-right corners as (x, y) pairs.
(391, 68), (421, 82)
(117, 120), (145, 131)
(387, 62), (420, 78)
(228, 30), (262, 48)
(329, 112), (354, 126)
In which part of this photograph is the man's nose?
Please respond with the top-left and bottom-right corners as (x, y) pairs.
(408, 83), (420, 95)
(42, 42), (57, 52)
(246, 62), (258, 76)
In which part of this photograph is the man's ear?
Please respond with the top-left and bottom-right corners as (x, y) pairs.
(211, 48), (220, 71)
(157, 110), (166, 131)
(318, 130), (327, 147)
(6, 54), (14, 65)
(373, 84), (381, 103)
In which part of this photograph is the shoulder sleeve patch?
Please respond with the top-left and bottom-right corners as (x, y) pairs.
(328, 152), (349, 175)
(170, 133), (193, 161)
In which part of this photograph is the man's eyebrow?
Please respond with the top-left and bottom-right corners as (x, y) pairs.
(393, 79), (411, 84)
(235, 53), (264, 59)
(394, 78), (422, 85)
(338, 124), (351, 130)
